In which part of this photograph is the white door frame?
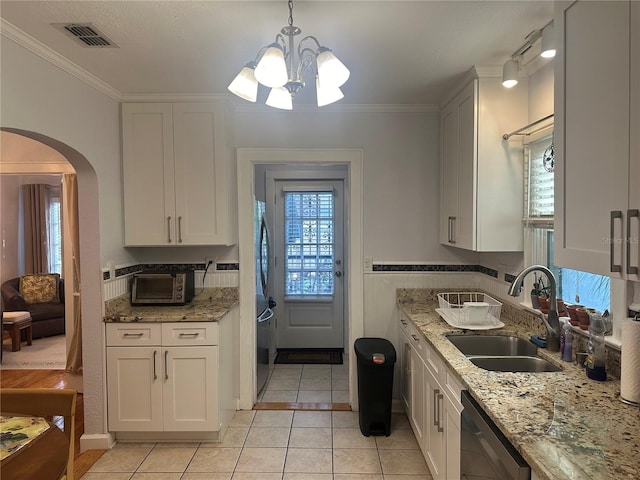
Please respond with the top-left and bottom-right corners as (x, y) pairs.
(237, 148), (364, 409)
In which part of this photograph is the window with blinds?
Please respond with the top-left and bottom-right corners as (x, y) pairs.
(524, 134), (554, 227)
(284, 191), (334, 296)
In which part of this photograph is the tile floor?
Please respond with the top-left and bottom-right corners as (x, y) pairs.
(257, 360), (350, 403)
(82, 409), (432, 479)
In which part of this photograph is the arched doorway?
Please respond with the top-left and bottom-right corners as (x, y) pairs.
(1, 128), (106, 447)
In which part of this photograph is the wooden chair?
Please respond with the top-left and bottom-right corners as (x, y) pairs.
(0, 388), (77, 480)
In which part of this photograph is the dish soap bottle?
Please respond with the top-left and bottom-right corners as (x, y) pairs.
(561, 323), (573, 362)
(586, 311), (607, 381)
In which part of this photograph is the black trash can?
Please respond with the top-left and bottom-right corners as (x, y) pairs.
(354, 337), (396, 436)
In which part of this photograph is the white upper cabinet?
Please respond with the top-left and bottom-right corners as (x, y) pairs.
(122, 101), (236, 246)
(440, 69), (528, 251)
(554, 1), (639, 280)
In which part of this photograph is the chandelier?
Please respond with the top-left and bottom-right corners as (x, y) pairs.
(227, 0), (350, 110)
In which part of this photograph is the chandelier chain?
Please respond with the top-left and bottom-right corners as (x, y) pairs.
(288, 0), (294, 27)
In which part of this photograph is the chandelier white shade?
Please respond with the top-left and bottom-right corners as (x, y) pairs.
(227, 0), (349, 109)
(316, 76), (344, 107)
(254, 44), (288, 88)
(227, 63), (258, 102)
(266, 86), (293, 110)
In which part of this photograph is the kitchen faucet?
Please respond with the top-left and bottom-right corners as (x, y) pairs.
(507, 265), (561, 352)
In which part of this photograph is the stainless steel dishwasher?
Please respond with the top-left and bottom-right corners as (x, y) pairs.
(460, 390), (531, 480)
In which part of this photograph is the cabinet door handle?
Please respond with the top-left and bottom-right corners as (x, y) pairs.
(436, 392), (444, 433)
(178, 216), (183, 243)
(400, 319), (407, 326)
(153, 350), (157, 380)
(610, 211), (623, 272)
(164, 350), (169, 380)
(411, 334), (420, 342)
(433, 389), (440, 427)
(123, 332), (143, 338)
(448, 217), (453, 243)
(627, 209), (639, 274)
(167, 216), (172, 243)
(178, 332), (199, 338)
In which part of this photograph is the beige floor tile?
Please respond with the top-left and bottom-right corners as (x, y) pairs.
(252, 410), (294, 427)
(333, 448), (382, 474)
(289, 427), (332, 448)
(375, 428), (420, 450)
(199, 427), (248, 448)
(299, 377), (332, 390)
(334, 475), (384, 480)
(137, 447), (197, 472)
(87, 445), (152, 472)
(235, 447), (286, 473)
(130, 473), (182, 479)
(331, 375), (349, 390)
(332, 411), (360, 428)
(283, 474), (333, 480)
(229, 410), (256, 427)
(301, 367), (332, 380)
(261, 390), (299, 402)
(296, 390), (332, 402)
(292, 410), (332, 428)
(390, 412), (411, 430)
(182, 474), (232, 480)
(267, 376), (302, 390)
(270, 369), (302, 379)
(80, 474), (132, 480)
(186, 447), (241, 473)
(332, 390), (350, 403)
(333, 428), (377, 449)
(273, 364), (303, 372)
(378, 449), (429, 475)
(382, 475), (433, 480)
(244, 426), (291, 447)
(231, 474), (283, 480)
(284, 448), (333, 474)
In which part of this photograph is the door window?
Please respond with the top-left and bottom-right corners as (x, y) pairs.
(284, 191), (334, 296)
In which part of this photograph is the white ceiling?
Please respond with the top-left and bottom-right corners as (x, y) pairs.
(0, 1), (554, 107)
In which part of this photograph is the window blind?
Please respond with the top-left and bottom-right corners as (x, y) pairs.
(524, 133), (554, 227)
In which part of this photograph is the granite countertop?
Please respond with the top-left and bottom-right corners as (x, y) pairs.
(104, 287), (239, 323)
(397, 290), (639, 480)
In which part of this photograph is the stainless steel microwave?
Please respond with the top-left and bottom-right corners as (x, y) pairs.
(131, 271), (195, 306)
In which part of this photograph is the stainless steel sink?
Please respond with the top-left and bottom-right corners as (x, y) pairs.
(467, 356), (562, 373)
(445, 334), (562, 373)
(445, 334), (538, 357)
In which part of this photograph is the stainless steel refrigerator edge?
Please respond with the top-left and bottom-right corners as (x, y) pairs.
(256, 200), (274, 395)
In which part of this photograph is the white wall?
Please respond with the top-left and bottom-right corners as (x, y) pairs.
(0, 36), (124, 440)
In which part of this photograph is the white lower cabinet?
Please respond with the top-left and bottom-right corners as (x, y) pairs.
(106, 321), (231, 433)
(399, 314), (462, 480)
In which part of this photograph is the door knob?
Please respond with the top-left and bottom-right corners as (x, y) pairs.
(335, 271), (342, 277)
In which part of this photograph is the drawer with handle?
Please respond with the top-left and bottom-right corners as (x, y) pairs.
(106, 323), (161, 346)
(161, 322), (218, 346)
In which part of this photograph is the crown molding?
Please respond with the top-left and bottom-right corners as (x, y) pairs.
(233, 102), (440, 114)
(1, 18), (122, 101)
(120, 93), (230, 103)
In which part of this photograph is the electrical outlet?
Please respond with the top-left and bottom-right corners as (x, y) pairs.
(498, 263), (507, 282)
(363, 257), (373, 272)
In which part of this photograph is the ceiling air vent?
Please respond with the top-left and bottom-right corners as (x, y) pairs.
(53, 23), (118, 48)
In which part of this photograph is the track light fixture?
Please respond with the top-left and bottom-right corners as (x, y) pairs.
(502, 20), (555, 88)
(228, 0), (350, 109)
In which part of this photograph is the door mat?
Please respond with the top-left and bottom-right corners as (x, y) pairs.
(274, 348), (343, 365)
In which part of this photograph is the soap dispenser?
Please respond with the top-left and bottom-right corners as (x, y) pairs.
(586, 311), (607, 381)
(560, 323), (573, 362)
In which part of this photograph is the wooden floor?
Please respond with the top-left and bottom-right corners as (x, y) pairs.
(0, 369), (104, 479)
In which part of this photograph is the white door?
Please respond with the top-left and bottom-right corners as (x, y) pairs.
(273, 180), (345, 349)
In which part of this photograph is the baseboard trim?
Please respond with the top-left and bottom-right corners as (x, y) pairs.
(253, 402), (351, 411)
(80, 433), (115, 451)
